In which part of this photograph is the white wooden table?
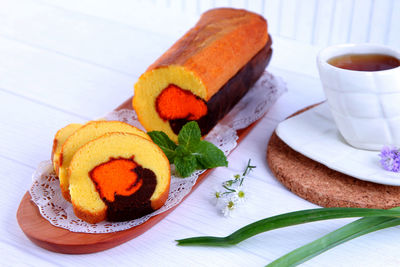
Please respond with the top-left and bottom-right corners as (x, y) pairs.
(1, 1), (399, 266)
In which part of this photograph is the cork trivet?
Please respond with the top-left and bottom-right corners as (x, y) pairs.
(267, 106), (400, 209)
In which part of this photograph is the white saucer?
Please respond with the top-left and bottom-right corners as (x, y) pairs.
(276, 102), (400, 186)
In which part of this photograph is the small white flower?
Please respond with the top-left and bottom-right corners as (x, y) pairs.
(210, 188), (223, 206)
(233, 186), (247, 204)
(209, 159), (255, 217)
(233, 174), (242, 181)
(222, 180), (234, 187)
(221, 198), (238, 217)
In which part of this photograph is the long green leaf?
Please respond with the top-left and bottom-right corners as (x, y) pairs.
(176, 207), (400, 246)
(267, 215), (400, 266)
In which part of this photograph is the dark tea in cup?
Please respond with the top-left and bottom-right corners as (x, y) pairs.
(328, 53), (400, 71)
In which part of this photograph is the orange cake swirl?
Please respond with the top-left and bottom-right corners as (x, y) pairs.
(69, 132), (170, 223)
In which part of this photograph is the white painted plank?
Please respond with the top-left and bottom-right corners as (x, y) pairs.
(263, 0), (281, 35)
(368, 0), (392, 44)
(262, 70), (325, 116)
(105, 219), (269, 267)
(178, 175), (341, 264)
(214, 0), (230, 8)
(165, 147), (400, 266)
(247, 0), (263, 15)
(329, 0), (355, 45)
(387, 0), (400, 47)
(305, 225), (400, 266)
(229, 0), (247, 9)
(0, 37), (134, 118)
(0, 91), (86, 167)
(0, 159), (56, 266)
(33, 0), (399, 47)
(183, 0), (198, 15)
(35, 0), (198, 36)
(268, 36), (323, 78)
(218, 117), (288, 183)
(124, 221), (269, 267)
(164, 169), (319, 256)
(0, 158), (34, 211)
(279, 0), (298, 39)
(198, 0), (214, 14)
(294, 0), (317, 43)
(0, 0), (180, 76)
(312, 0), (335, 46)
(0, 242), (59, 267)
(348, 0), (374, 43)
(168, 0), (185, 12)
(153, 0), (170, 9)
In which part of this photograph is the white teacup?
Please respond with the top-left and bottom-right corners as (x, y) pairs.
(317, 44), (400, 151)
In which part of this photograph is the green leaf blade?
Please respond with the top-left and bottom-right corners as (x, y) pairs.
(148, 131), (177, 163)
(174, 155), (197, 178)
(176, 207), (400, 247)
(194, 140), (228, 169)
(267, 216), (400, 267)
(178, 121), (201, 150)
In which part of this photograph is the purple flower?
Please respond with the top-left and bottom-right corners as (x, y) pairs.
(379, 146), (400, 172)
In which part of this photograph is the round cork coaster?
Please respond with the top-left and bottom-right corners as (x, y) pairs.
(267, 106), (400, 209)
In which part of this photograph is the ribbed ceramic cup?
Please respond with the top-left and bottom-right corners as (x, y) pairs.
(317, 44), (400, 151)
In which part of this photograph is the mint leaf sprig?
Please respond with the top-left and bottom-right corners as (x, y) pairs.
(148, 121), (228, 177)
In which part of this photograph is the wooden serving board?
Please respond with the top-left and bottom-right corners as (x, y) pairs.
(267, 105), (400, 209)
(16, 98), (261, 254)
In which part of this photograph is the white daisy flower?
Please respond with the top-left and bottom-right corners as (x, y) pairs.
(210, 188), (223, 206)
(221, 198), (238, 217)
(233, 186), (247, 205)
(222, 180), (234, 187)
(233, 174), (242, 181)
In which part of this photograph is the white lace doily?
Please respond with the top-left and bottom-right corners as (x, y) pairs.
(29, 72), (287, 233)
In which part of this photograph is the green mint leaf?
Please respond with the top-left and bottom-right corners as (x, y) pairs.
(194, 140), (228, 169)
(178, 121), (201, 151)
(148, 131), (177, 163)
(149, 122), (228, 178)
(175, 146), (190, 157)
(174, 155), (197, 178)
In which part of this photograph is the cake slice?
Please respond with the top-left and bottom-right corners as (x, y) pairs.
(133, 8), (272, 142)
(69, 132), (170, 223)
(58, 120), (150, 202)
(52, 123), (82, 175)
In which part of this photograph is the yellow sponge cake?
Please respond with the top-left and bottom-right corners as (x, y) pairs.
(52, 123), (83, 175)
(133, 8), (271, 142)
(58, 120), (150, 202)
(69, 132), (170, 223)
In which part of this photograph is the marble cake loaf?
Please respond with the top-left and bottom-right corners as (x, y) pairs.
(51, 121), (170, 223)
(133, 8), (272, 142)
(69, 132), (170, 223)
